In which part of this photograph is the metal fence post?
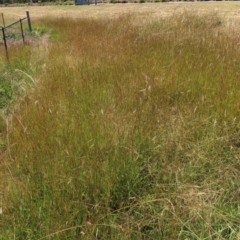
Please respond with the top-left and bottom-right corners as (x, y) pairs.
(26, 11), (32, 32)
(2, 13), (5, 27)
(20, 19), (25, 45)
(2, 27), (8, 61)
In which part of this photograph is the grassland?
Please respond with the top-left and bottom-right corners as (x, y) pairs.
(1, 4), (240, 240)
(2, 2), (240, 21)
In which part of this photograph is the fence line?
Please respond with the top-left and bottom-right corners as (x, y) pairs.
(1, 11), (32, 61)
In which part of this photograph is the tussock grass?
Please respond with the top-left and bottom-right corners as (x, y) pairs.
(1, 12), (240, 239)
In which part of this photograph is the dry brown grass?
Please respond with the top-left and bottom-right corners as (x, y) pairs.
(2, 2), (240, 37)
(2, 4), (240, 239)
(1, 2), (240, 22)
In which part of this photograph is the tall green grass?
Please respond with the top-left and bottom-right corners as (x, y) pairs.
(1, 12), (240, 239)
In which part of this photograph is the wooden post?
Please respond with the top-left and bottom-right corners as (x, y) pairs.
(20, 19), (25, 45)
(26, 11), (32, 32)
(2, 13), (5, 27)
(2, 27), (8, 61)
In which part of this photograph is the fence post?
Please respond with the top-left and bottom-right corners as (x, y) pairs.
(26, 11), (32, 32)
(2, 27), (8, 61)
(20, 19), (25, 45)
(2, 13), (5, 27)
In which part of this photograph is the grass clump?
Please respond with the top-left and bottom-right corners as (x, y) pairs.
(1, 12), (240, 239)
(0, 77), (13, 109)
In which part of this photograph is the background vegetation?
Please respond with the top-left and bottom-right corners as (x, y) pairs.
(1, 11), (240, 239)
(0, 0), (233, 6)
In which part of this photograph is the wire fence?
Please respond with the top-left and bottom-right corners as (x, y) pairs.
(1, 11), (32, 61)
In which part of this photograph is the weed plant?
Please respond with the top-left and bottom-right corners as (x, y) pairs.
(1, 12), (240, 239)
